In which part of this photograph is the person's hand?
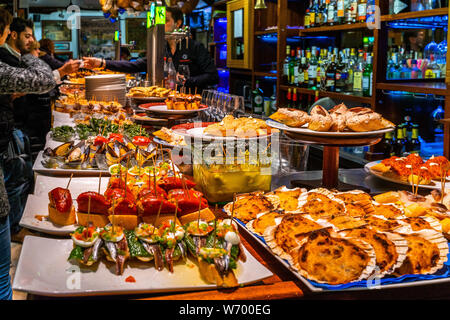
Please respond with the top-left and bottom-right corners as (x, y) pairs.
(82, 57), (102, 69)
(176, 72), (186, 85)
(11, 93), (26, 101)
(58, 60), (82, 78)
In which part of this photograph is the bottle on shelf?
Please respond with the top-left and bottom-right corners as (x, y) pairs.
(292, 88), (298, 109)
(252, 80), (264, 115)
(410, 60), (422, 79)
(304, 0), (312, 28)
(316, 55), (325, 90)
(352, 52), (364, 93)
(362, 54), (373, 97)
(167, 57), (177, 90)
(314, 90), (320, 102)
(307, 49), (318, 89)
(357, 0), (367, 22)
(325, 54), (337, 92)
(298, 53), (307, 87)
(394, 125), (407, 157)
(293, 47), (301, 86)
(407, 124), (421, 154)
(310, 1), (317, 28)
(163, 57), (168, 88)
(288, 48), (296, 85)
(286, 88), (292, 108)
(403, 115), (413, 141)
(327, 0), (337, 25)
(383, 131), (395, 158)
(270, 84), (277, 114)
(336, 0), (346, 24)
(283, 45), (291, 83)
(298, 93), (305, 111)
(347, 0), (358, 24)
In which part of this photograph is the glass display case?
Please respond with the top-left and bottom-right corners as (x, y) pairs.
(79, 17), (118, 58)
(385, 15), (448, 80)
(226, 0), (253, 69)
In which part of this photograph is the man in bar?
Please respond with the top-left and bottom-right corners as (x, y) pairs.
(83, 6), (218, 93)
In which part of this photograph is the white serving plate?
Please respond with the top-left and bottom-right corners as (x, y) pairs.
(364, 160), (447, 190)
(33, 151), (110, 176)
(12, 236), (273, 297)
(34, 175), (109, 198)
(140, 104), (209, 115)
(266, 119), (395, 138)
(19, 194), (77, 236)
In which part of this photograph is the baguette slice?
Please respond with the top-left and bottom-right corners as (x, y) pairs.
(48, 204), (77, 226)
(77, 212), (110, 228)
(108, 215), (139, 230)
(179, 208), (216, 225)
(197, 258), (239, 288)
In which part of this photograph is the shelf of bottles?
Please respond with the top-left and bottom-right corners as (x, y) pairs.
(281, 35), (375, 102)
(386, 1), (448, 18)
(302, 0), (378, 31)
(381, 91), (446, 158)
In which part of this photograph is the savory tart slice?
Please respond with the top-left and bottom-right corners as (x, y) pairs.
(373, 203), (405, 219)
(341, 227), (407, 275)
(265, 186), (305, 213)
(364, 215), (402, 232)
(223, 192), (274, 223)
(325, 215), (367, 231)
(291, 229), (376, 285)
(263, 214), (328, 260)
(246, 211), (284, 236)
(395, 230), (448, 275)
(397, 216), (442, 233)
(298, 190), (346, 220)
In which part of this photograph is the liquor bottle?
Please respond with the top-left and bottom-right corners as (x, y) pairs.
(366, 0), (376, 23)
(310, 1), (317, 28)
(316, 56), (325, 90)
(408, 124), (421, 154)
(337, 0), (346, 24)
(410, 60), (422, 79)
(352, 53), (364, 92)
(304, 0), (312, 28)
(392, 0), (410, 14)
(357, 0), (367, 22)
(307, 50), (318, 88)
(394, 125), (407, 156)
(167, 57), (177, 90)
(399, 60), (411, 79)
(383, 131), (395, 158)
(314, 0), (321, 26)
(288, 48), (296, 85)
(302, 54), (309, 88)
(283, 45), (291, 83)
(327, 0), (337, 25)
(426, 54), (442, 78)
(292, 88), (298, 109)
(403, 115), (413, 141)
(298, 93), (304, 111)
(347, 0), (358, 23)
(325, 54), (337, 92)
(362, 54), (373, 97)
(286, 88), (292, 108)
(314, 90), (320, 102)
(335, 53), (346, 92)
(163, 57), (168, 88)
(270, 84), (277, 113)
(293, 47), (301, 85)
(252, 81), (264, 115)
(297, 53), (306, 87)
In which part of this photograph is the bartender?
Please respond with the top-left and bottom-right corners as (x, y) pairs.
(82, 6), (218, 93)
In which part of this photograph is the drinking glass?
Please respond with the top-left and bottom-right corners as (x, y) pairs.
(424, 29), (438, 60)
(177, 64), (190, 86)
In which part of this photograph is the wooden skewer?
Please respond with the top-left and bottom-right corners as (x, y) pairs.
(230, 193), (236, 225)
(172, 199), (179, 233)
(153, 167), (158, 197)
(213, 218), (217, 248)
(87, 195), (92, 225)
(66, 173), (74, 190)
(197, 197), (202, 233)
(112, 199), (116, 235)
(155, 199), (163, 227)
(98, 172), (102, 194)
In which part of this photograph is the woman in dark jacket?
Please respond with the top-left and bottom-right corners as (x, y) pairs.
(0, 8), (56, 300)
(39, 38), (64, 70)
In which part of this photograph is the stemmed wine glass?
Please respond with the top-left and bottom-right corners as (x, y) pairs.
(424, 29), (438, 61)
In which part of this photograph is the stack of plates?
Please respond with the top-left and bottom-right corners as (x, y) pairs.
(85, 74), (127, 106)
